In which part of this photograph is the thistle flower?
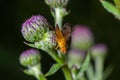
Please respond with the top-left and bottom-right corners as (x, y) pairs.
(21, 15), (56, 50)
(21, 15), (50, 43)
(45, 0), (69, 8)
(91, 44), (108, 59)
(19, 49), (41, 67)
(68, 49), (86, 69)
(71, 25), (94, 50)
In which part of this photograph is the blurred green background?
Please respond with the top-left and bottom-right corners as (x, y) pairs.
(0, 0), (120, 80)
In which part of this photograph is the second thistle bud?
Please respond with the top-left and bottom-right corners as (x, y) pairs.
(45, 0), (69, 8)
(19, 49), (41, 67)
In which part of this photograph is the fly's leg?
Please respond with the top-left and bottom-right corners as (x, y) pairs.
(55, 45), (59, 50)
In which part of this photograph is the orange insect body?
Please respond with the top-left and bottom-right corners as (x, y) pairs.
(55, 26), (67, 54)
(55, 24), (71, 54)
(56, 36), (67, 53)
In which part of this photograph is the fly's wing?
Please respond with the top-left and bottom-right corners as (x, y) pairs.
(62, 23), (71, 50)
(55, 25), (64, 40)
(62, 23), (71, 41)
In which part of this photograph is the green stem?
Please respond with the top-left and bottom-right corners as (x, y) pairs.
(46, 49), (64, 64)
(62, 65), (73, 80)
(71, 68), (77, 80)
(46, 50), (73, 80)
(54, 8), (63, 29)
(95, 57), (104, 80)
(86, 63), (94, 80)
(76, 73), (86, 80)
(29, 65), (47, 80)
(80, 75), (86, 80)
(37, 74), (47, 80)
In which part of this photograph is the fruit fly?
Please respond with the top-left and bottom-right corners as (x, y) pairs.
(55, 23), (71, 54)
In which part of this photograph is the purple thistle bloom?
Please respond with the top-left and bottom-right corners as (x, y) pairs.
(71, 25), (94, 50)
(21, 15), (50, 42)
(19, 49), (41, 67)
(68, 49), (86, 69)
(45, 0), (69, 8)
(91, 44), (108, 59)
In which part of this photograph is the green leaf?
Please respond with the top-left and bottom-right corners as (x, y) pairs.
(23, 69), (34, 76)
(114, 0), (120, 10)
(100, 0), (120, 19)
(76, 53), (90, 79)
(103, 65), (113, 80)
(24, 42), (35, 48)
(50, 8), (55, 18)
(45, 63), (62, 77)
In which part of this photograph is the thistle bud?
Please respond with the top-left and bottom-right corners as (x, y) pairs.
(19, 49), (41, 67)
(91, 44), (108, 59)
(71, 25), (94, 50)
(68, 49), (86, 69)
(21, 15), (50, 42)
(34, 31), (56, 50)
(45, 0), (69, 8)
